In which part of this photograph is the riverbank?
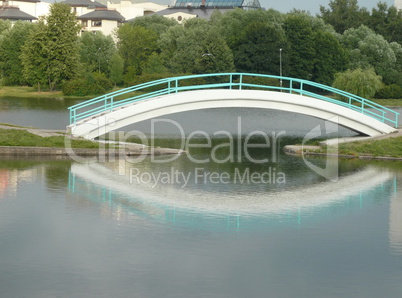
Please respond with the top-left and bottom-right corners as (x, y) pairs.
(284, 129), (402, 160)
(1, 124), (402, 160)
(0, 125), (183, 158)
(0, 86), (88, 100)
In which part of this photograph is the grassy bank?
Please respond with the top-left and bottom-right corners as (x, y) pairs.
(338, 137), (402, 157)
(0, 86), (97, 100)
(0, 86), (64, 99)
(0, 128), (100, 148)
(336, 137), (402, 158)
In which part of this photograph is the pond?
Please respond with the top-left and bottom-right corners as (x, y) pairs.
(0, 98), (401, 297)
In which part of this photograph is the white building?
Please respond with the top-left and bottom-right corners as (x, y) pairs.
(107, 1), (167, 21)
(0, 0), (50, 21)
(61, 0), (107, 16)
(395, 0), (402, 10)
(77, 7), (124, 36)
(0, 1), (173, 36)
(1, 0), (39, 17)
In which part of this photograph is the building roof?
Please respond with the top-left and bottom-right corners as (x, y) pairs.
(61, 0), (107, 8)
(3, 0), (41, 2)
(173, 0), (261, 9)
(0, 6), (37, 20)
(77, 8), (125, 21)
(155, 0), (261, 20)
(155, 7), (232, 19)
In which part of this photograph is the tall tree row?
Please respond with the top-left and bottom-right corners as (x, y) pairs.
(0, 1), (402, 99)
(21, 3), (81, 91)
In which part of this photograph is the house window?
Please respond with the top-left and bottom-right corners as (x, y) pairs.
(82, 20), (88, 27)
(91, 20), (102, 27)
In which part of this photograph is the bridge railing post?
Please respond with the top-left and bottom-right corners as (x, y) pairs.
(239, 74), (243, 90)
(70, 108), (74, 125)
(289, 80), (294, 94)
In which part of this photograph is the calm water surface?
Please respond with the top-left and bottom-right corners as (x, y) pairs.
(1, 98), (402, 297)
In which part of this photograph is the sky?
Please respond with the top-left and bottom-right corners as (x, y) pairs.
(259, 0), (395, 14)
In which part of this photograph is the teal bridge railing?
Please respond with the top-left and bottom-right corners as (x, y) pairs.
(68, 73), (399, 128)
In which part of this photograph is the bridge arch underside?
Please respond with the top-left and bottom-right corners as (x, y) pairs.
(70, 90), (396, 140)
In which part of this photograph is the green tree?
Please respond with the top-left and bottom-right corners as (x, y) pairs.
(0, 21), (35, 85)
(117, 24), (158, 75)
(210, 8), (288, 75)
(126, 14), (177, 38)
(160, 18), (234, 74)
(368, 2), (402, 44)
(319, 0), (370, 33)
(109, 52), (124, 86)
(213, 8), (285, 50)
(232, 21), (289, 75)
(333, 68), (383, 98)
(340, 25), (400, 85)
(0, 19), (11, 34)
(79, 31), (116, 75)
(284, 14), (316, 80)
(388, 42), (402, 86)
(312, 31), (348, 85)
(21, 3), (81, 91)
(143, 53), (167, 74)
(283, 11), (348, 85)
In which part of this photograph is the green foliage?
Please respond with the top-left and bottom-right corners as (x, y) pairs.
(79, 31), (116, 75)
(62, 73), (113, 96)
(143, 53), (167, 74)
(340, 25), (401, 85)
(368, 2), (402, 44)
(117, 24), (158, 75)
(109, 53), (124, 86)
(332, 68), (383, 99)
(127, 14), (178, 37)
(21, 3), (81, 91)
(236, 75), (280, 90)
(0, 5), (401, 94)
(124, 72), (176, 92)
(124, 73), (207, 93)
(284, 14), (316, 79)
(232, 21), (289, 74)
(0, 21), (35, 85)
(312, 30), (348, 85)
(160, 19), (234, 74)
(374, 84), (402, 99)
(0, 20), (11, 34)
(214, 8), (285, 49)
(319, 0), (370, 33)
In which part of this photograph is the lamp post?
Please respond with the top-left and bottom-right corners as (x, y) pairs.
(279, 48), (283, 90)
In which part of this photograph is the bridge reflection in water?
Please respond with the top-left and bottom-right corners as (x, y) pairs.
(67, 163), (397, 233)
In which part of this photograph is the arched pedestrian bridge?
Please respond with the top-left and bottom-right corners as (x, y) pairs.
(67, 73), (399, 140)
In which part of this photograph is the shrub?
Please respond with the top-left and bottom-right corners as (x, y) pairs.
(374, 84), (402, 99)
(332, 68), (383, 99)
(62, 73), (113, 96)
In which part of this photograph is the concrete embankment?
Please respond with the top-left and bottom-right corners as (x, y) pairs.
(0, 146), (182, 158)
